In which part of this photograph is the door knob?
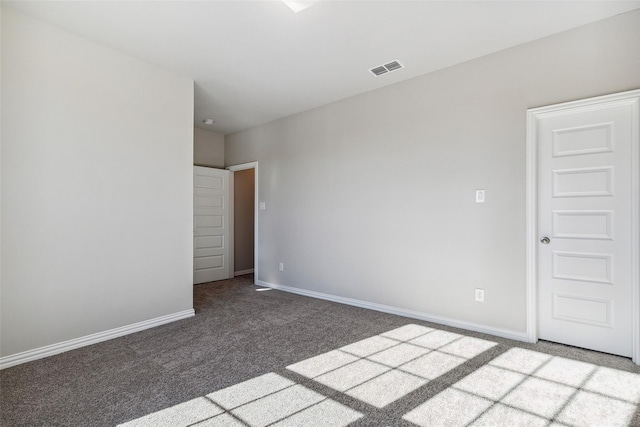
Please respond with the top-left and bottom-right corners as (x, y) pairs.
(540, 237), (550, 244)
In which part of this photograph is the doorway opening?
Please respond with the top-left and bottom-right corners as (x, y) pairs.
(228, 162), (259, 284)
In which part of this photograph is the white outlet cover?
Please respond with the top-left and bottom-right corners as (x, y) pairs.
(259, 201), (266, 210)
(475, 190), (485, 203)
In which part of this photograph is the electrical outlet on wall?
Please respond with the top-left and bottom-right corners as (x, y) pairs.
(279, 262), (284, 272)
(475, 288), (485, 302)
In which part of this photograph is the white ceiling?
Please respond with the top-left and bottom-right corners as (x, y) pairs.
(5, 0), (640, 135)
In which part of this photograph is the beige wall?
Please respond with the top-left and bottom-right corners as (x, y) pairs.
(234, 168), (255, 273)
(194, 127), (224, 168)
(225, 10), (640, 336)
(1, 8), (194, 358)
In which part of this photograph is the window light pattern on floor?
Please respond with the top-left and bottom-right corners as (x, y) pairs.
(118, 324), (640, 427)
(287, 324), (497, 408)
(118, 372), (363, 427)
(402, 347), (640, 426)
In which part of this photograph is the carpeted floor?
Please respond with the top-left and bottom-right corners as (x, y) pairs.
(1, 274), (639, 426)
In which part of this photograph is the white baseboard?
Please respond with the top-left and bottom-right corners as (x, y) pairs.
(0, 309), (195, 370)
(256, 280), (528, 343)
(234, 268), (255, 276)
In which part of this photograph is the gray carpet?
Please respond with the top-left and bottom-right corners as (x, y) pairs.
(1, 274), (639, 426)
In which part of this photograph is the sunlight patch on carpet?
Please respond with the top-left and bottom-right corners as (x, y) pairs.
(118, 325), (639, 426)
(119, 372), (362, 427)
(287, 324), (498, 408)
(403, 347), (640, 426)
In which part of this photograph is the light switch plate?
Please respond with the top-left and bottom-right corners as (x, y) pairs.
(259, 201), (266, 210)
(475, 189), (485, 203)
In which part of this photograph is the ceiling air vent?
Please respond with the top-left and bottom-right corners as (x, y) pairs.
(369, 60), (403, 77)
(384, 61), (402, 71)
(370, 66), (388, 76)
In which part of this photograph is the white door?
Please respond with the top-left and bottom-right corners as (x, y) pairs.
(194, 166), (231, 284)
(535, 92), (639, 357)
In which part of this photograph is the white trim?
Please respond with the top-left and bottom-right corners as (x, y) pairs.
(227, 162), (259, 286)
(256, 280), (528, 342)
(0, 309), (195, 370)
(526, 106), (539, 344)
(228, 170), (235, 280)
(526, 89), (640, 364)
(227, 162), (258, 172)
(234, 268), (255, 276)
(630, 93), (640, 365)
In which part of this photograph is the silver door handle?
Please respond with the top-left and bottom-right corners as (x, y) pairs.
(540, 237), (550, 244)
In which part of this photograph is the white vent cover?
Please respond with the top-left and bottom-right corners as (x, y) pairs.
(369, 60), (403, 76)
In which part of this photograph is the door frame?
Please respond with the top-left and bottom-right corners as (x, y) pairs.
(227, 161), (259, 284)
(525, 89), (640, 364)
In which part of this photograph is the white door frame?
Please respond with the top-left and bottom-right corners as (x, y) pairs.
(525, 89), (640, 364)
(227, 161), (259, 285)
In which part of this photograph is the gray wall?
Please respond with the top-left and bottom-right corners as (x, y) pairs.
(194, 127), (225, 168)
(226, 10), (640, 335)
(233, 168), (255, 273)
(1, 9), (194, 357)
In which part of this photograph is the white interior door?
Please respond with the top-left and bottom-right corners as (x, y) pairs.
(535, 92), (639, 357)
(194, 166), (231, 284)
